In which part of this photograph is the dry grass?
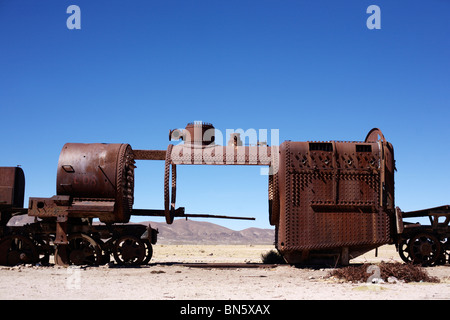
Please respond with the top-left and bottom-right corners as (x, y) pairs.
(329, 262), (440, 283)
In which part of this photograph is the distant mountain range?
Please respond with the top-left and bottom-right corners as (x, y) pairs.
(8, 215), (275, 245)
(147, 219), (275, 245)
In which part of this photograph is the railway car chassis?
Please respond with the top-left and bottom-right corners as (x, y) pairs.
(0, 215), (157, 266)
(395, 205), (450, 266)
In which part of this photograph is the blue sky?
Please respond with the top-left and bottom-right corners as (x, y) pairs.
(0, 0), (449, 230)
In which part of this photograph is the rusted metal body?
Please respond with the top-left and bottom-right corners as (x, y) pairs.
(29, 142), (136, 224)
(271, 129), (396, 264)
(56, 143), (135, 223)
(167, 122), (273, 166)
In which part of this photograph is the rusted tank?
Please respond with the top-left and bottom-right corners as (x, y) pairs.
(55, 143), (135, 223)
(270, 128), (396, 264)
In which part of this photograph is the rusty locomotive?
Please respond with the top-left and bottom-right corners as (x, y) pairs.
(0, 123), (448, 266)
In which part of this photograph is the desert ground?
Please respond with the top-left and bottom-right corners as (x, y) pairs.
(0, 244), (449, 301)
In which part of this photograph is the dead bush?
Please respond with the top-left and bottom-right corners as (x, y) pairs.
(329, 262), (440, 283)
(261, 250), (286, 264)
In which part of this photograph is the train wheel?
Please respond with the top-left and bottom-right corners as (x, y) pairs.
(409, 233), (441, 266)
(142, 239), (153, 264)
(113, 235), (146, 265)
(0, 235), (38, 266)
(446, 239), (450, 264)
(54, 245), (69, 266)
(33, 235), (53, 266)
(439, 238), (450, 265)
(66, 233), (102, 266)
(398, 238), (413, 263)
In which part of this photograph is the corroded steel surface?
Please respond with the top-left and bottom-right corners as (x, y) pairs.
(133, 149), (166, 160)
(273, 129), (396, 264)
(56, 143), (135, 223)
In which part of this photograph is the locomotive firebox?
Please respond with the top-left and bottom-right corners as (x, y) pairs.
(271, 129), (396, 264)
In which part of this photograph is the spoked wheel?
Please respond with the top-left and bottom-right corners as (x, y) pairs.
(438, 238), (450, 265)
(142, 239), (153, 264)
(445, 239), (450, 264)
(409, 233), (441, 266)
(113, 235), (146, 265)
(65, 233), (102, 266)
(0, 235), (38, 266)
(398, 238), (413, 263)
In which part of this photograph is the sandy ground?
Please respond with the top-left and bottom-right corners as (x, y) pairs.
(0, 244), (449, 300)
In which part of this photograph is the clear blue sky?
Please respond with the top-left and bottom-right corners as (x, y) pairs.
(1, 0), (449, 230)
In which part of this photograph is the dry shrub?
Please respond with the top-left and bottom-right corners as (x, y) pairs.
(329, 262), (440, 283)
(261, 250), (286, 264)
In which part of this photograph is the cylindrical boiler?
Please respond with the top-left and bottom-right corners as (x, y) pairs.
(56, 143), (135, 223)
